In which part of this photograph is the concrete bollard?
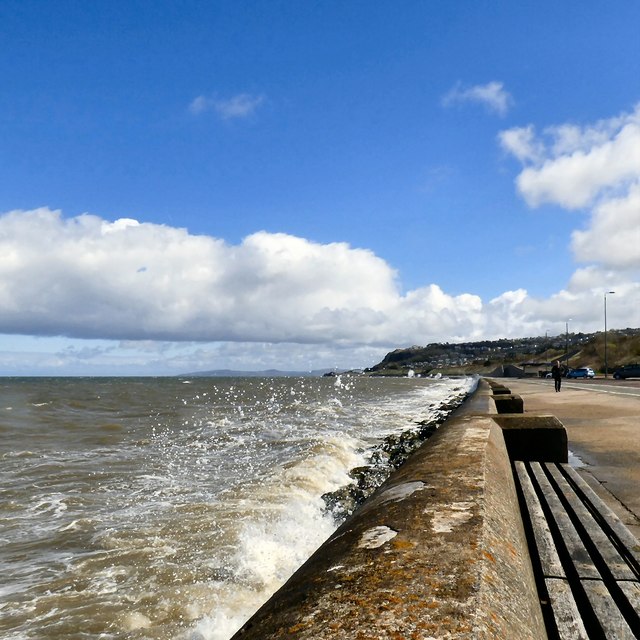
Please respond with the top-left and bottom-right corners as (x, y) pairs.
(492, 393), (524, 414)
(493, 414), (568, 463)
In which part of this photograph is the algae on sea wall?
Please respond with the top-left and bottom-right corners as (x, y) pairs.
(322, 394), (469, 522)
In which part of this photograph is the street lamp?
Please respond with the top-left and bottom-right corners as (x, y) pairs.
(565, 319), (571, 367)
(604, 291), (615, 378)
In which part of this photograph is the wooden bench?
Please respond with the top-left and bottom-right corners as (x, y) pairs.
(514, 460), (640, 639)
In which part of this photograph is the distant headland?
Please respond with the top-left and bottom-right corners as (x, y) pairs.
(180, 328), (640, 379)
(181, 368), (340, 378)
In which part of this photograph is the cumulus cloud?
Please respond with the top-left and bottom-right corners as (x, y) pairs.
(570, 183), (640, 268)
(500, 103), (640, 282)
(3, 200), (640, 375)
(442, 81), (513, 116)
(189, 93), (265, 119)
(500, 104), (640, 209)
(0, 208), (458, 345)
(2, 208), (565, 354)
(498, 125), (544, 164)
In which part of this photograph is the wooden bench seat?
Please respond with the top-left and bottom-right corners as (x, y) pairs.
(514, 460), (640, 639)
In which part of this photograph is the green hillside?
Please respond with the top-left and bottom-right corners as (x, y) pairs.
(367, 329), (640, 377)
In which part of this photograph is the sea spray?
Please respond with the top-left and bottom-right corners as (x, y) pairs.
(189, 378), (476, 640)
(321, 383), (473, 522)
(185, 435), (364, 640)
(0, 375), (476, 640)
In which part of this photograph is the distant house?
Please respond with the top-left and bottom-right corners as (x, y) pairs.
(520, 361), (552, 377)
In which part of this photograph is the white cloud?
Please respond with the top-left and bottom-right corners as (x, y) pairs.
(188, 96), (210, 115)
(571, 183), (640, 268)
(490, 102), (640, 349)
(0, 208), (400, 344)
(500, 104), (640, 209)
(500, 103), (640, 286)
(189, 93), (265, 119)
(2, 200), (640, 375)
(442, 81), (513, 116)
(0, 208), (528, 352)
(498, 125), (544, 163)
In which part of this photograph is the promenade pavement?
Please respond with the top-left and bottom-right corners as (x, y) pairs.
(494, 377), (640, 539)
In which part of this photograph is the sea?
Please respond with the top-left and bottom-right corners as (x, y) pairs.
(0, 374), (477, 640)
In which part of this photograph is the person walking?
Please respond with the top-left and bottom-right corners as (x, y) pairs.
(551, 360), (563, 392)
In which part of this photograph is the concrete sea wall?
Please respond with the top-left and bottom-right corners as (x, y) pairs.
(232, 379), (551, 639)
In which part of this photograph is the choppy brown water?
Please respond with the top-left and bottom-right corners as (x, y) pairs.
(0, 375), (475, 639)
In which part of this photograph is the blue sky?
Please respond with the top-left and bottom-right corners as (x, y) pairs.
(2, 1), (640, 375)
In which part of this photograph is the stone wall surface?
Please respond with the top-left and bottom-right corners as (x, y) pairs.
(232, 380), (547, 639)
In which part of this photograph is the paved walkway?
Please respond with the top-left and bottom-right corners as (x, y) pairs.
(496, 377), (640, 539)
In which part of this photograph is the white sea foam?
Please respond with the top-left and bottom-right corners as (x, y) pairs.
(0, 375), (475, 640)
(187, 434), (365, 640)
(187, 378), (476, 639)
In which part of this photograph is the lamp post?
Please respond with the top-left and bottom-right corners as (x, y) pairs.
(604, 291), (615, 378)
(565, 319), (571, 368)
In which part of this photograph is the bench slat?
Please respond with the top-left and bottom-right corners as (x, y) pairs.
(616, 581), (640, 623)
(515, 461), (566, 578)
(530, 462), (601, 580)
(515, 459), (640, 636)
(581, 580), (637, 639)
(560, 463), (640, 571)
(545, 577), (588, 640)
(546, 464), (636, 581)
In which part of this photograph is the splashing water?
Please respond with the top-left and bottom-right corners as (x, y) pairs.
(0, 375), (475, 640)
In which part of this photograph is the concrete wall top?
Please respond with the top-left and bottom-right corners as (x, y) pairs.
(452, 377), (497, 416)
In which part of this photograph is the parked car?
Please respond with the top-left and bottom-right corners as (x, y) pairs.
(566, 367), (595, 379)
(612, 364), (640, 379)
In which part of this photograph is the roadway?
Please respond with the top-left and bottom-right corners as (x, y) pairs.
(556, 377), (640, 397)
(495, 377), (640, 539)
